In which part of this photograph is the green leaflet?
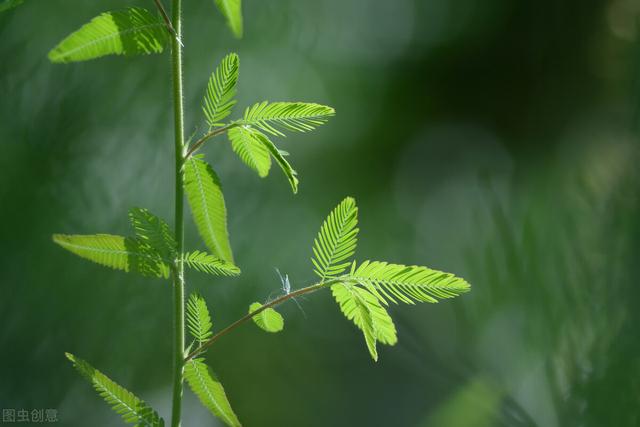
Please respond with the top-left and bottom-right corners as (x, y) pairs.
(52, 234), (169, 278)
(183, 251), (240, 276)
(347, 260), (471, 305)
(248, 302), (284, 333)
(331, 283), (396, 362)
(184, 155), (234, 263)
(187, 293), (213, 344)
(311, 197), (358, 280)
(48, 8), (168, 63)
(65, 353), (164, 427)
(228, 126), (271, 178)
(253, 132), (299, 194)
(241, 102), (335, 137)
(184, 358), (241, 427)
(204, 53), (239, 126)
(0, 0), (23, 13)
(213, 0), (243, 38)
(129, 207), (176, 261)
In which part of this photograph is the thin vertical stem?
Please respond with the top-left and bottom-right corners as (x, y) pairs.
(170, 0), (185, 426)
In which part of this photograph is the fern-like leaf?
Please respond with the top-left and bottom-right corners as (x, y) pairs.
(187, 293), (213, 344)
(331, 283), (380, 361)
(228, 126), (271, 177)
(65, 353), (164, 426)
(213, 0), (243, 38)
(0, 0), (23, 13)
(129, 208), (176, 261)
(184, 155), (234, 263)
(241, 102), (335, 137)
(311, 197), (358, 280)
(52, 234), (169, 278)
(250, 131), (299, 193)
(203, 53), (239, 126)
(248, 302), (284, 333)
(332, 283), (397, 361)
(183, 251), (240, 276)
(48, 8), (168, 63)
(347, 261), (471, 305)
(184, 358), (241, 427)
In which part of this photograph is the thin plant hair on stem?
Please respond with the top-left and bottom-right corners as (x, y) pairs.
(41, 1), (471, 426)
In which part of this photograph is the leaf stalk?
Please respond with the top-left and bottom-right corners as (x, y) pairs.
(185, 282), (331, 361)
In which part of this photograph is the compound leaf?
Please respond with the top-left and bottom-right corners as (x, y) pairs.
(331, 283), (381, 361)
(248, 302), (284, 333)
(129, 208), (176, 261)
(184, 358), (241, 427)
(187, 293), (213, 344)
(228, 126), (271, 178)
(311, 197), (358, 280)
(251, 131), (299, 193)
(183, 251), (240, 276)
(52, 234), (169, 278)
(213, 0), (243, 38)
(203, 53), (239, 126)
(65, 353), (164, 427)
(347, 261), (471, 305)
(48, 7), (168, 63)
(241, 102), (335, 137)
(184, 155), (234, 263)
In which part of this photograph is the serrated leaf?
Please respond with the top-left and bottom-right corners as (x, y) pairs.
(203, 53), (239, 126)
(311, 197), (358, 280)
(65, 353), (164, 426)
(184, 358), (241, 427)
(48, 8), (168, 63)
(213, 0), (242, 38)
(241, 102), (335, 137)
(187, 293), (213, 344)
(251, 130), (299, 193)
(228, 126), (271, 178)
(248, 302), (284, 333)
(52, 234), (169, 278)
(347, 261), (471, 305)
(0, 0), (23, 13)
(183, 251), (240, 276)
(184, 155), (234, 263)
(129, 207), (176, 260)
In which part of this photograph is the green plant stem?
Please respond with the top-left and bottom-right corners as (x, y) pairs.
(170, 0), (185, 426)
(184, 123), (239, 159)
(185, 282), (330, 361)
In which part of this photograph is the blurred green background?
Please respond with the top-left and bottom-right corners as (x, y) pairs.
(1, 0), (639, 426)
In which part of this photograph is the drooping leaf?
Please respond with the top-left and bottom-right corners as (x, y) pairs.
(311, 197), (358, 280)
(251, 131), (299, 193)
(213, 0), (243, 38)
(187, 293), (213, 344)
(65, 353), (164, 427)
(227, 126), (271, 178)
(203, 53), (239, 126)
(128, 207), (176, 260)
(331, 283), (381, 361)
(248, 302), (284, 333)
(48, 8), (168, 63)
(183, 251), (240, 276)
(0, 0), (23, 13)
(52, 234), (169, 278)
(346, 261), (471, 305)
(184, 358), (241, 427)
(241, 102), (335, 136)
(184, 155), (234, 263)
